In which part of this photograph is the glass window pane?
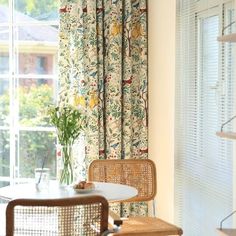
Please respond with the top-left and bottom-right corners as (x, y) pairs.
(19, 131), (56, 178)
(0, 1), (59, 186)
(0, 1), (9, 23)
(0, 78), (9, 127)
(19, 78), (54, 127)
(16, 25), (58, 48)
(0, 130), (10, 177)
(18, 52), (56, 75)
(15, 24), (58, 75)
(0, 182), (9, 192)
(0, 27), (9, 55)
(0, 54), (9, 74)
(0, 26), (10, 86)
(14, 0), (59, 22)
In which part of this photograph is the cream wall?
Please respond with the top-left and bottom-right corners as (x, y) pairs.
(148, 0), (176, 222)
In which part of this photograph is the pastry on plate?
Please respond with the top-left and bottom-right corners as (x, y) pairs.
(73, 181), (95, 190)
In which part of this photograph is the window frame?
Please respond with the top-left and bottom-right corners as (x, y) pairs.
(0, 1), (59, 186)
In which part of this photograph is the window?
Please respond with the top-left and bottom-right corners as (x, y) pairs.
(176, 0), (235, 235)
(0, 0), (59, 188)
(0, 55), (9, 73)
(36, 56), (47, 74)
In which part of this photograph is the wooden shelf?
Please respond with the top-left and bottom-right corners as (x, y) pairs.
(216, 132), (236, 140)
(217, 33), (236, 42)
(217, 228), (236, 236)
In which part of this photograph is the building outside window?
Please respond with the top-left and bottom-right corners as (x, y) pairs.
(36, 56), (47, 74)
(0, 0), (59, 188)
(0, 55), (9, 73)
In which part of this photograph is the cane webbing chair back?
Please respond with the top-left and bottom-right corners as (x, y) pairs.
(6, 195), (109, 236)
(88, 160), (183, 236)
(88, 159), (156, 202)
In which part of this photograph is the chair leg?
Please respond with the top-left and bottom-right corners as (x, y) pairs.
(152, 200), (156, 217)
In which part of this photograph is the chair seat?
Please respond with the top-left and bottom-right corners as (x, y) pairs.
(89, 160), (183, 235)
(110, 217), (183, 236)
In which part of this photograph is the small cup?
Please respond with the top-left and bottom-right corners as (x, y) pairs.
(35, 168), (50, 190)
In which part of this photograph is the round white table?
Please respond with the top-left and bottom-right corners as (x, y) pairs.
(0, 181), (137, 235)
(0, 181), (138, 203)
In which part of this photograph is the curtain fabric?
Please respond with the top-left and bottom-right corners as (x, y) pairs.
(59, 0), (148, 161)
(59, 0), (148, 216)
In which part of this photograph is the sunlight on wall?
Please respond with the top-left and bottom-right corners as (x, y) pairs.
(148, 0), (176, 222)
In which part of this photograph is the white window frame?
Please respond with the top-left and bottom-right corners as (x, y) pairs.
(0, 1), (59, 186)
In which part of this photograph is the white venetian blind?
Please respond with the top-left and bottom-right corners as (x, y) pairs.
(175, 0), (235, 235)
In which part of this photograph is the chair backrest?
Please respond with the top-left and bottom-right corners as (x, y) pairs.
(88, 159), (157, 202)
(6, 195), (108, 236)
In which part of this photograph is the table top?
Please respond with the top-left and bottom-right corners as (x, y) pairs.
(0, 181), (138, 203)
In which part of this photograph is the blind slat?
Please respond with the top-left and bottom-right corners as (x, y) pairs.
(175, 1), (235, 235)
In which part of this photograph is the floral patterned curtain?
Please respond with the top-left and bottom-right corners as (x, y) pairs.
(59, 0), (148, 215)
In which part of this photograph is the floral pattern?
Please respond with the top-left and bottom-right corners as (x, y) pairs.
(59, 0), (148, 216)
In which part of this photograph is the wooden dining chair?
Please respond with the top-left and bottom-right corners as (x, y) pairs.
(6, 195), (109, 236)
(88, 159), (183, 236)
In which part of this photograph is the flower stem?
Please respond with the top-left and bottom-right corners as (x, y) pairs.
(60, 145), (73, 185)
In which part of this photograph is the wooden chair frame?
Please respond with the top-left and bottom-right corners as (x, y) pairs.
(88, 159), (183, 236)
(6, 195), (109, 236)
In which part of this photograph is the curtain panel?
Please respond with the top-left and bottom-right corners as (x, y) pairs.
(59, 0), (148, 167)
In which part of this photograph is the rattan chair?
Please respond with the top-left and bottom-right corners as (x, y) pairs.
(6, 195), (109, 236)
(88, 159), (183, 236)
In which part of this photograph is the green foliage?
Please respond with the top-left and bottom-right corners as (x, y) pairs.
(0, 0), (7, 5)
(0, 0), (58, 20)
(20, 130), (56, 178)
(0, 84), (57, 178)
(0, 91), (9, 127)
(19, 84), (53, 127)
(48, 104), (85, 185)
(48, 105), (85, 146)
(0, 131), (9, 177)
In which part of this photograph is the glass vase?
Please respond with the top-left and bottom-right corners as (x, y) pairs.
(57, 145), (74, 186)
